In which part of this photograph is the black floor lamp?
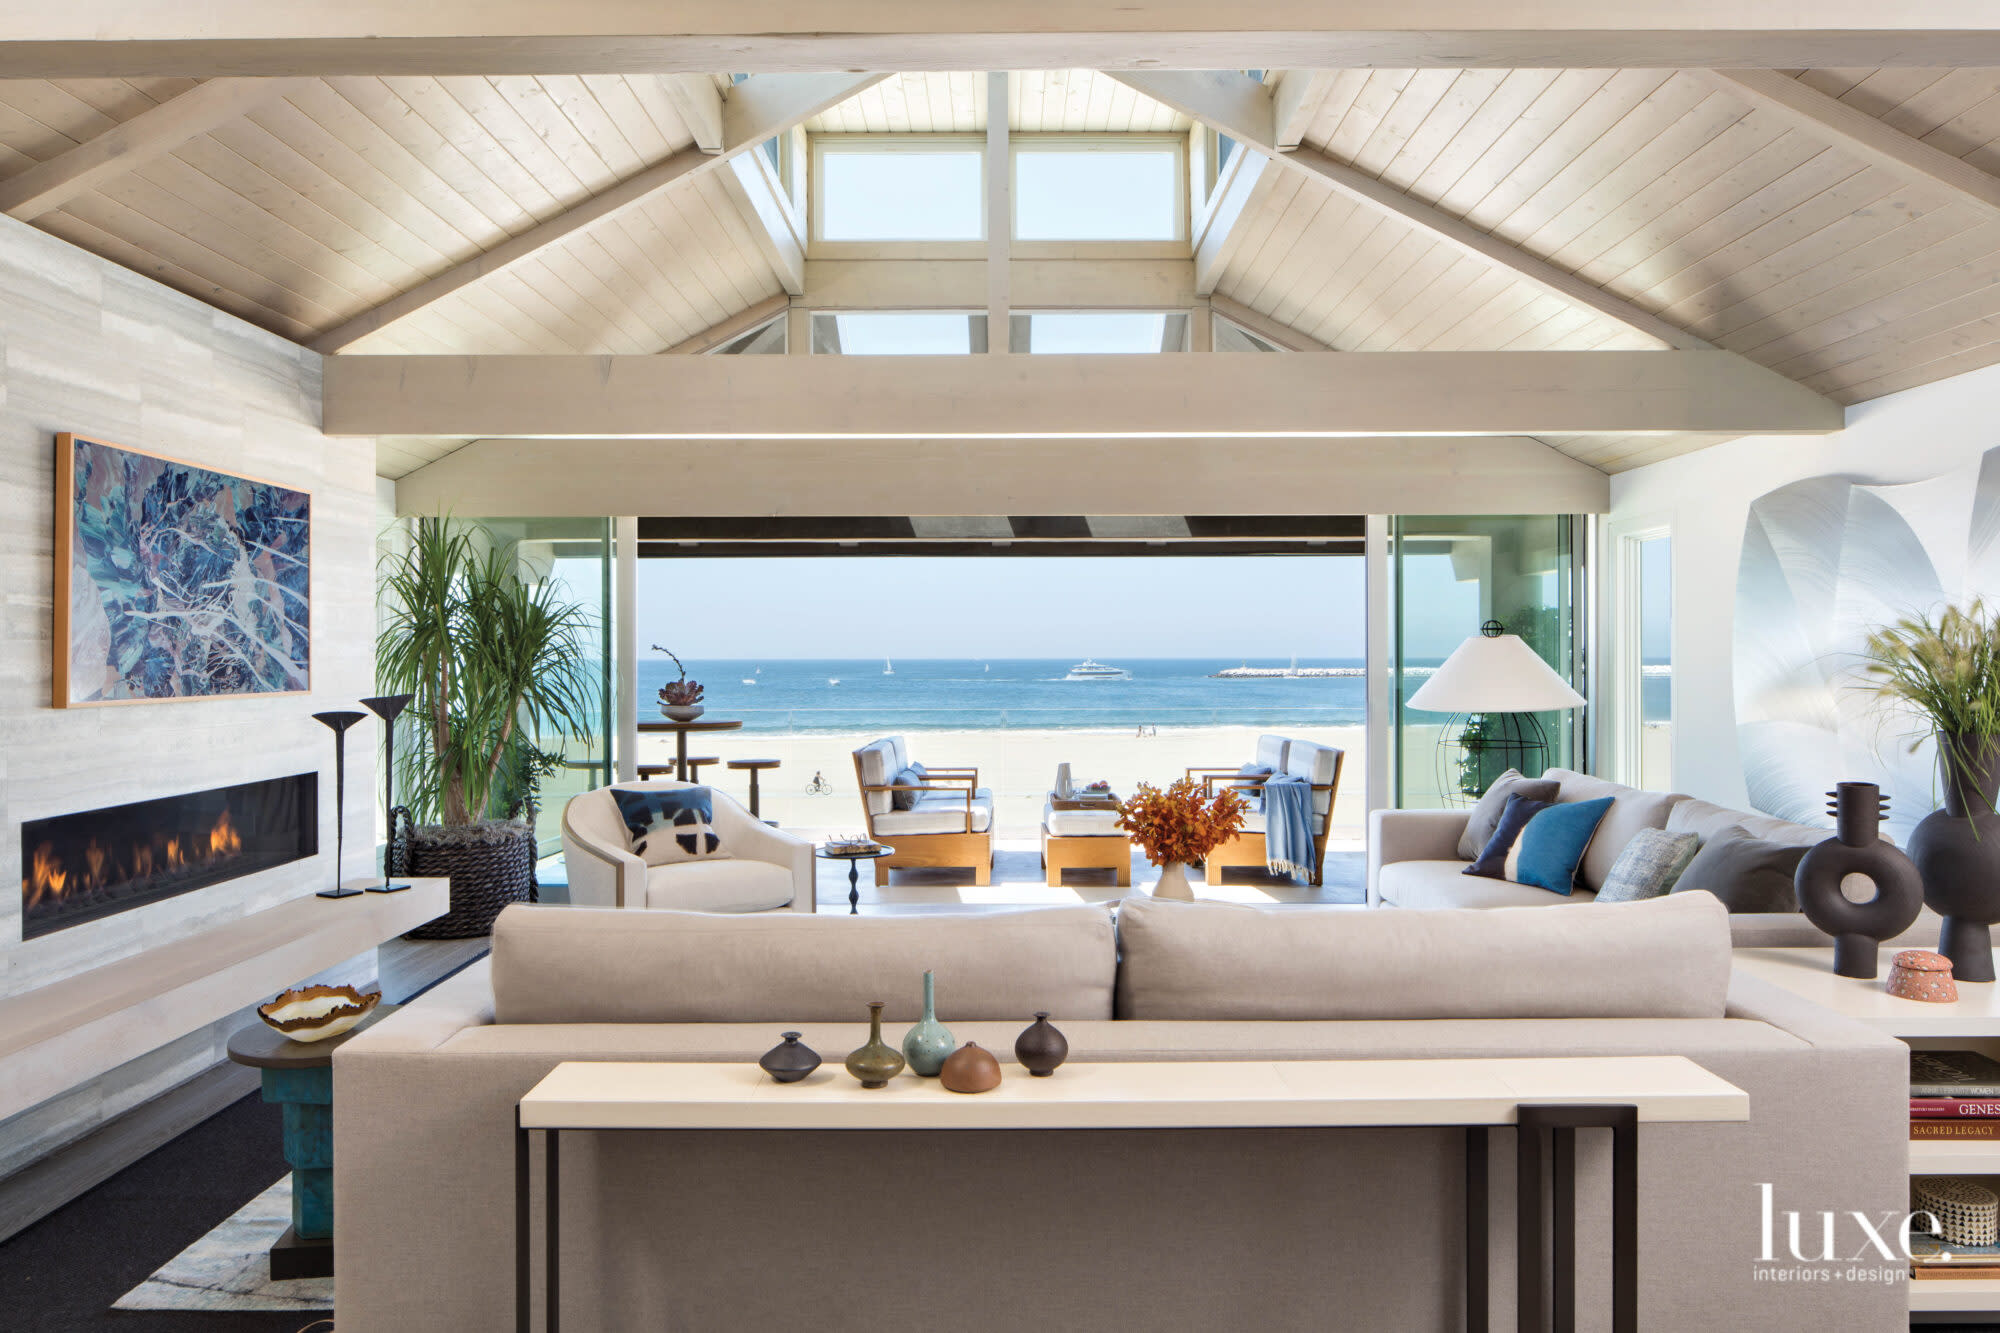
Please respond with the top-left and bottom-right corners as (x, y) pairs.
(360, 694), (415, 893)
(1408, 621), (1587, 803)
(312, 711), (367, 899)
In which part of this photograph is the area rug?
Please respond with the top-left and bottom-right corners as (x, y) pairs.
(113, 1177), (334, 1312)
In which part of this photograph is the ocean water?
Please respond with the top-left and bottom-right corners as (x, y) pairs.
(636, 657), (1375, 734)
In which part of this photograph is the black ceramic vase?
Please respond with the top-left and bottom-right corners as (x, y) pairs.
(759, 1032), (821, 1084)
(1908, 733), (2000, 984)
(1014, 1012), (1069, 1077)
(1793, 782), (1923, 979)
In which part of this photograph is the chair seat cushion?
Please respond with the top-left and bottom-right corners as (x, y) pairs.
(1378, 860), (1598, 909)
(1045, 800), (1124, 837)
(643, 858), (794, 913)
(875, 788), (994, 835)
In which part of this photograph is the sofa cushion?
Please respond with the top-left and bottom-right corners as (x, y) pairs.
(1114, 892), (1729, 1020)
(611, 785), (729, 866)
(890, 766), (926, 811)
(855, 739), (898, 817)
(1458, 770), (1561, 860)
(1254, 734), (1288, 771)
(1465, 792), (1550, 879)
(1284, 741), (1340, 817)
(1542, 768), (1687, 892)
(1044, 800), (1124, 837)
(1665, 797), (1830, 849)
(1671, 826), (1806, 913)
(490, 904), (1117, 1023)
(1597, 829), (1702, 903)
(644, 858), (794, 913)
(1382, 861), (1600, 909)
(1511, 796), (1615, 896)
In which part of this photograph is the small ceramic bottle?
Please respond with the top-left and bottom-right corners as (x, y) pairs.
(902, 970), (955, 1077)
(759, 1031), (821, 1083)
(1014, 1012), (1068, 1077)
(940, 1042), (1003, 1094)
(845, 1001), (906, 1089)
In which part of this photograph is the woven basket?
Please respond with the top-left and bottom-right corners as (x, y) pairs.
(400, 821), (537, 939)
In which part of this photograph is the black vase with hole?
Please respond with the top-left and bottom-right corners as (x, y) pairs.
(1908, 733), (2000, 984)
(1793, 782), (1922, 979)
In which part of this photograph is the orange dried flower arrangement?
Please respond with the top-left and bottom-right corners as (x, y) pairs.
(1116, 777), (1247, 867)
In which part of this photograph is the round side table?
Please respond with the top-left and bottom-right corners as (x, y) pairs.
(817, 844), (894, 915)
(637, 718), (743, 780)
(226, 1004), (396, 1278)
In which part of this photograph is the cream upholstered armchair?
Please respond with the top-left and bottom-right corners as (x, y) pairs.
(561, 780), (815, 912)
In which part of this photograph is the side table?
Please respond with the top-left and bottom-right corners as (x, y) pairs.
(817, 844), (894, 915)
(726, 758), (782, 820)
(226, 1003), (397, 1278)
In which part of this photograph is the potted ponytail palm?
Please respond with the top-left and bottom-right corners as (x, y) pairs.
(1116, 778), (1248, 901)
(378, 519), (597, 937)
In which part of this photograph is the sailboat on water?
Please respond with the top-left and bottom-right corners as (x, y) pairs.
(883, 658), (894, 675)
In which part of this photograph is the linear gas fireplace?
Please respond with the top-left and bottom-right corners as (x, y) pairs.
(20, 774), (318, 939)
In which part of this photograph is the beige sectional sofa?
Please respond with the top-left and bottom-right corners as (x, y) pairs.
(334, 894), (1904, 1332)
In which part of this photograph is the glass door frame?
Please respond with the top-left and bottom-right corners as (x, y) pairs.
(1599, 512), (1672, 789)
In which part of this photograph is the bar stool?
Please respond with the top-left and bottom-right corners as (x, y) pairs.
(683, 756), (720, 783)
(726, 758), (783, 821)
(635, 764), (675, 781)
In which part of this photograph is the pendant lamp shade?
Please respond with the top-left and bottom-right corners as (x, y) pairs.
(1409, 626), (1585, 714)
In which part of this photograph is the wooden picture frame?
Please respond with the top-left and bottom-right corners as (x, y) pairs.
(53, 432), (312, 708)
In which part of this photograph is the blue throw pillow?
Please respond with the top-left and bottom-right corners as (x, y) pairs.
(611, 786), (726, 864)
(1464, 792), (1550, 879)
(1510, 796), (1616, 896)
(890, 766), (928, 810)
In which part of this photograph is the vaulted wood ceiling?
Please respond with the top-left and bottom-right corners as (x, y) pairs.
(5, 66), (2000, 479)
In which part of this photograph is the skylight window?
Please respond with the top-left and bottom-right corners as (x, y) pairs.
(1009, 312), (1188, 353)
(815, 140), (985, 242)
(811, 312), (988, 355)
(1014, 141), (1182, 241)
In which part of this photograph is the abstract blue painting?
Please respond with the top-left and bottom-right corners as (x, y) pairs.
(56, 434), (310, 706)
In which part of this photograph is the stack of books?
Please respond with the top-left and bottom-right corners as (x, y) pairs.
(1912, 1050), (2000, 1141)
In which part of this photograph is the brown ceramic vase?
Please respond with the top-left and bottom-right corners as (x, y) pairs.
(844, 1002), (906, 1089)
(939, 1042), (1002, 1094)
(1014, 1012), (1069, 1077)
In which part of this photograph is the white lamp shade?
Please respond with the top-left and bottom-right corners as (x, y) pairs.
(1407, 632), (1586, 714)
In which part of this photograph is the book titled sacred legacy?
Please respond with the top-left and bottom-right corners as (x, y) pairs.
(1912, 1049), (2000, 1098)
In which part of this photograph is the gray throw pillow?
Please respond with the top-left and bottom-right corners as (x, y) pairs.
(890, 766), (927, 811)
(1669, 826), (1806, 913)
(1597, 829), (1701, 903)
(1458, 770), (1562, 860)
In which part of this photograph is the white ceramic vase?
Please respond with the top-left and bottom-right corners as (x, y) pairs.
(1150, 861), (1196, 901)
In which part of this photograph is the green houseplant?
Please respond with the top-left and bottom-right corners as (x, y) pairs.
(1858, 599), (2000, 980)
(377, 519), (597, 936)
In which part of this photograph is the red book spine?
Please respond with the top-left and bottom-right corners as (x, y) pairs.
(1912, 1099), (2000, 1117)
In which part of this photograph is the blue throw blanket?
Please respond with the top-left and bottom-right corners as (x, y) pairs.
(1261, 774), (1316, 884)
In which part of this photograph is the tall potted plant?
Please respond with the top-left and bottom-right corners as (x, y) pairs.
(1116, 778), (1247, 901)
(377, 519), (597, 937)
(1859, 600), (2000, 979)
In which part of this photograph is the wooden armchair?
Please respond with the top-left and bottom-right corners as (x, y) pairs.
(1189, 734), (1345, 886)
(851, 737), (994, 886)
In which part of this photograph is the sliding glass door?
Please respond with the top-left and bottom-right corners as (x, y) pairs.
(1391, 515), (1583, 808)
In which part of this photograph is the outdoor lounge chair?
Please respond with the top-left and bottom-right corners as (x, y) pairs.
(1188, 733), (1344, 886)
(852, 736), (994, 885)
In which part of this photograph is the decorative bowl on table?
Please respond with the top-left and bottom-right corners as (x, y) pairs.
(257, 984), (382, 1042)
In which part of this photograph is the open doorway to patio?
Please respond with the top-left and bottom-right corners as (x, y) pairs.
(632, 518), (1366, 905)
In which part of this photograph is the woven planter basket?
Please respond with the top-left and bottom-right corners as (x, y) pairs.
(398, 819), (537, 939)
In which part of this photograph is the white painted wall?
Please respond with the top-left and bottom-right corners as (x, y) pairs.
(1608, 361), (2000, 811)
(0, 214), (376, 1168)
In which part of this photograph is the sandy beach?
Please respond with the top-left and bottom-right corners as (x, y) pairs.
(630, 723), (1370, 839)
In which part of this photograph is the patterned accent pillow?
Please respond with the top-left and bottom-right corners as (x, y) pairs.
(1464, 792), (1551, 879)
(1457, 770), (1562, 860)
(611, 786), (729, 867)
(1597, 828), (1702, 903)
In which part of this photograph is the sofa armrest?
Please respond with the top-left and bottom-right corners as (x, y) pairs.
(710, 794), (816, 912)
(1366, 809), (1472, 907)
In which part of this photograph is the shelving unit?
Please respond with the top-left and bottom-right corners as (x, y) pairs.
(1735, 946), (2000, 1323)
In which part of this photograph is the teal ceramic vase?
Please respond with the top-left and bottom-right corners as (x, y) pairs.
(902, 970), (955, 1077)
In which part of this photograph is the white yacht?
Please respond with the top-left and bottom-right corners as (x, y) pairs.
(1065, 658), (1130, 681)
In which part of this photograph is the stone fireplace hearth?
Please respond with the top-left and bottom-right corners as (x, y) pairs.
(20, 775), (318, 940)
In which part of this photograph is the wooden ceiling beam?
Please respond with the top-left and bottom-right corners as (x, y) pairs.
(661, 293), (791, 355)
(322, 349), (1845, 439)
(1700, 68), (2000, 217)
(312, 72), (884, 353)
(663, 74), (724, 153)
(394, 435), (1613, 519)
(0, 77), (311, 220)
(720, 151), (805, 294)
(10, 6), (2000, 75)
(1192, 149), (1272, 296)
(1103, 69), (1715, 353)
(1271, 71), (1334, 151)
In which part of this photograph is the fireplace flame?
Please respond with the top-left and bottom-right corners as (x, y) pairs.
(21, 808), (246, 909)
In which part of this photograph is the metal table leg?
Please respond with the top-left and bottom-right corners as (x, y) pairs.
(1467, 1128), (1489, 1333)
(515, 1115), (529, 1333)
(1516, 1105), (1639, 1333)
(848, 860), (861, 914)
(546, 1129), (560, 1333)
